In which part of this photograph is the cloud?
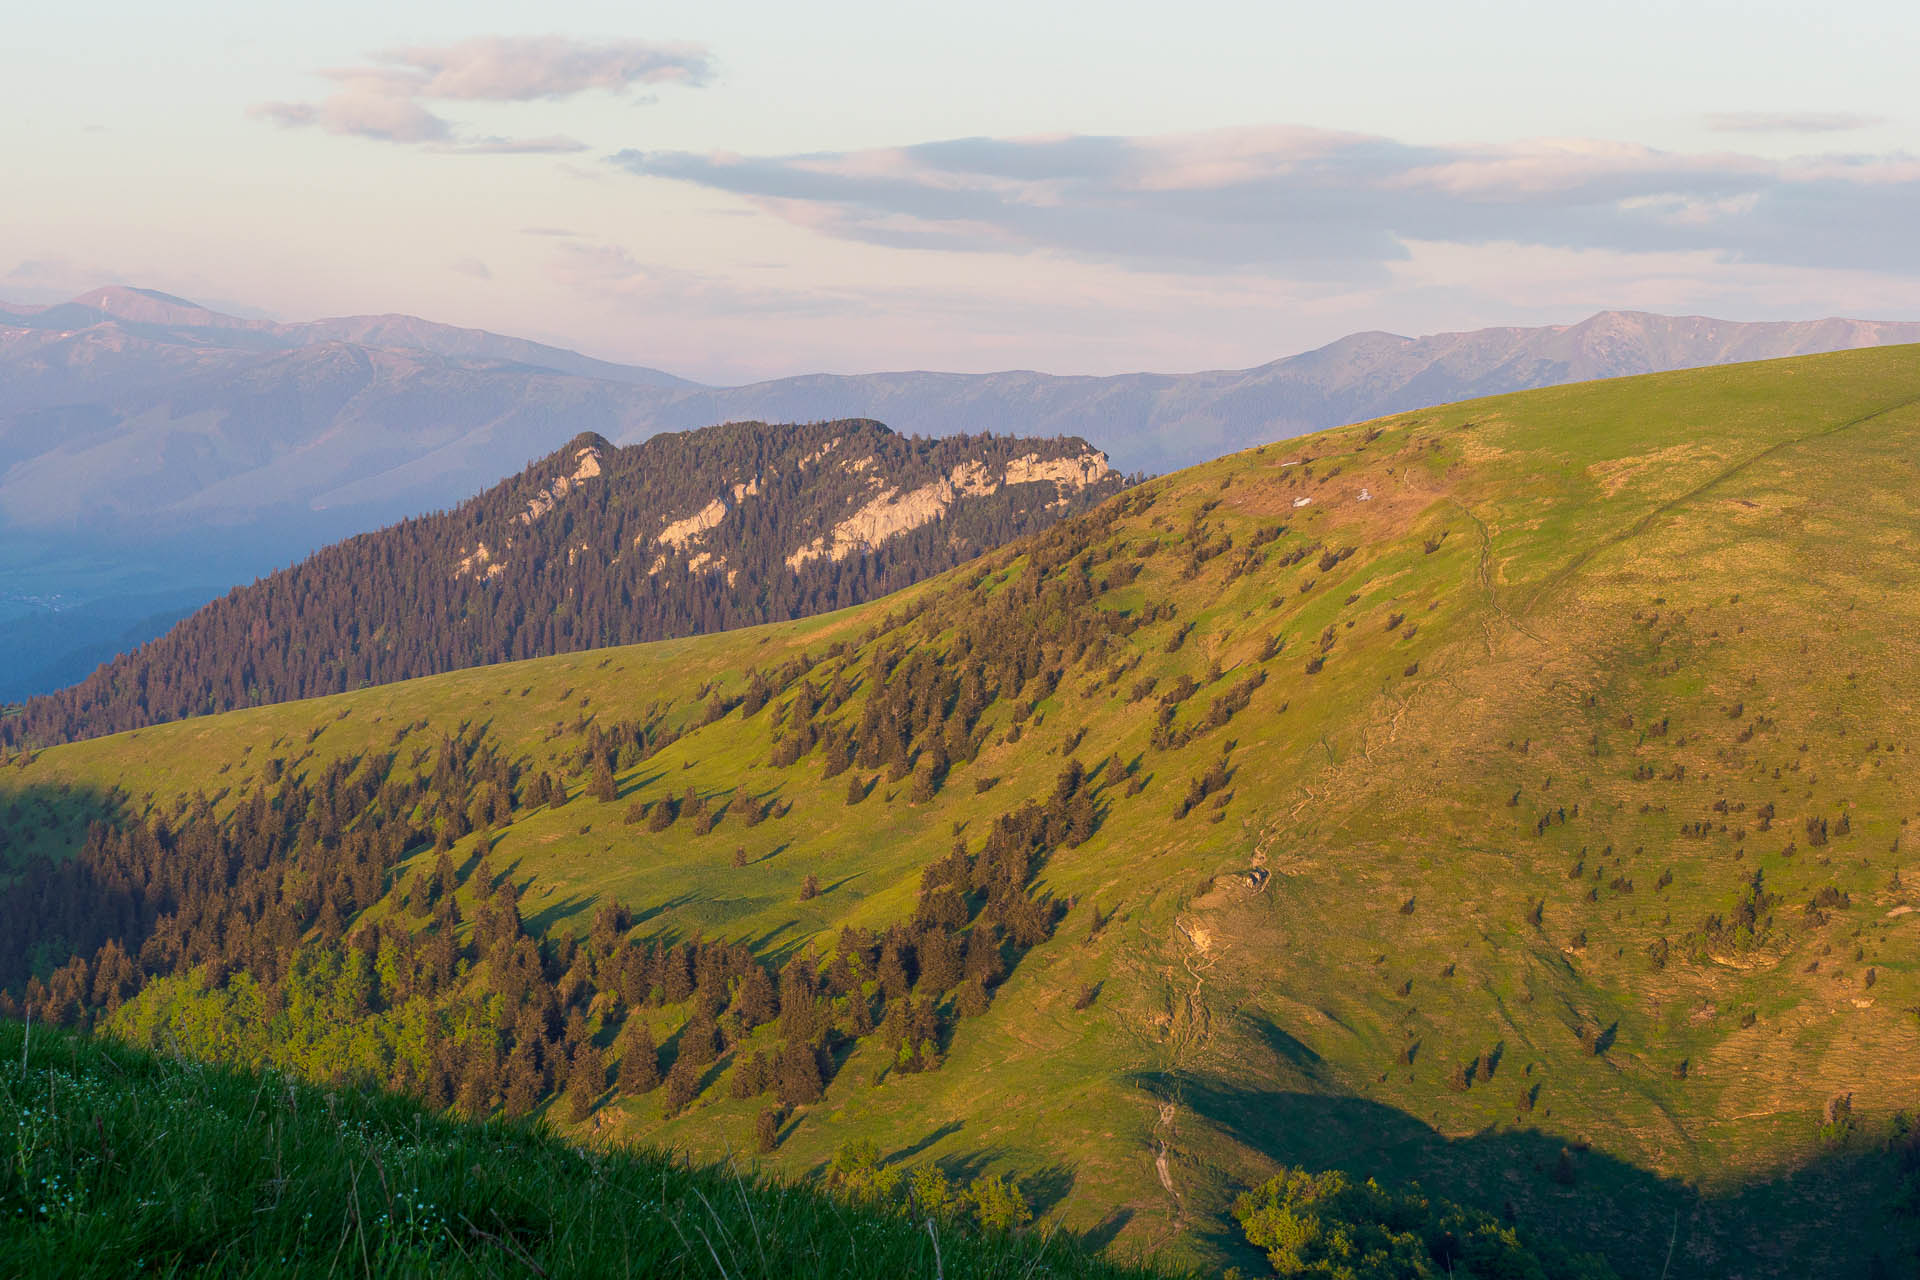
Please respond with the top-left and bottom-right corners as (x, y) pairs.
(1706, 112), (1886, 134)
(449, 135), (588, 155)
(450, 256), (493, 280)
(610, 125), (1920, 279)
(251, 91), (449, 144)
(380, 35), (711, 101)
(547, 240), (855, 319)
(251, 35), (710, 150)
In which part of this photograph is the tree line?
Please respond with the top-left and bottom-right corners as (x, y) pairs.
(0, 509), (1181, 1126)
(3, 419), (1122, 748)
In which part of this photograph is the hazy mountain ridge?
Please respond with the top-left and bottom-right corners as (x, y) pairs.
(6, 288), (1917, 540)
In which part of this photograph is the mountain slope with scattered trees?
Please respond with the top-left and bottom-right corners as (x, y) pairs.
(7, 348), (1920, 1276)
(3, 418), (1119, 745)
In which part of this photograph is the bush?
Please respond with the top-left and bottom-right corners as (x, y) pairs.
(1232, 1167), (1614, 1278)
(967, 1173), (1033, 1233)
(1822, 1092), (1856, 1144)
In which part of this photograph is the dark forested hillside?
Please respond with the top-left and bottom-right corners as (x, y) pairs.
(2, 419), (1118, 746)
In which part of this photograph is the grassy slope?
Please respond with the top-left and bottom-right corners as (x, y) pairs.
(10, 345), (1920, 1275)
(0, 1018), (1166, 1279)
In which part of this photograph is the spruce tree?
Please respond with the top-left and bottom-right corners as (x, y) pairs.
(957, 976), (991, 1018)
(775, 1042), (824, 1107)
(680, 1005), (720, 1068)
(756, 1106), (783, 1153)
(664, 1054), (700, 1114)
(566, 1041), (606, 1121)
(503, 1043), (542, 1118)
(589, 756), (618, 803)
(617, 1020), (661, 1094)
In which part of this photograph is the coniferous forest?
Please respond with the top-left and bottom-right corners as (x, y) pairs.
(2, 522), (1123, 1171)
(2, 419), (1121, 748)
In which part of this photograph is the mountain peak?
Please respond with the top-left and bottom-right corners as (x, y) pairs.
(67, 286), (253, 330)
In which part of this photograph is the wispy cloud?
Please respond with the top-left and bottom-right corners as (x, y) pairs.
(610, 125), (1920, 279)
(1706, 112), (1886, 134)
(252, 35), (712, 151)
(547, 240), (856, 320)
(451, 135), (589, 156)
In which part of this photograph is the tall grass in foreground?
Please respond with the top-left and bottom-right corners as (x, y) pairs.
(0, 1020), (1168, 1279)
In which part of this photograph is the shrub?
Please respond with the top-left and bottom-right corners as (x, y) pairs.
(1822, 1092), (1856, 1144)
(967, 1173), (1033, 1233)
(1232, 1167), (1613, 1278)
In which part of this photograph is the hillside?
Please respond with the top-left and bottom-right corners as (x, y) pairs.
(0, 1019), (1165, 1279)
(6, 347), (1920, 1275)
(3, 418), (1118, 745)
(9, 288), (1920, 707)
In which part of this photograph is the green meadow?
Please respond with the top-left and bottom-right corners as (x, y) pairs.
(10, 346), (1920, 1276)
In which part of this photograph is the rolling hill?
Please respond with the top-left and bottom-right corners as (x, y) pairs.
(6, 347), (1920, 1276)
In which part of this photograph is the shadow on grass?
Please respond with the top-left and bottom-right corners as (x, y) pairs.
(0, 780), (127, 984)
(614, 768), (669, 801)
(889, 1120), (965, 1163)
(521, 891), (596, 936)
(1128, 1066), (1918, 1279)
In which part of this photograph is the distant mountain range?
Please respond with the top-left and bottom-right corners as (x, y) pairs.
(6, 288), (1918, 540)
(4, 284), (1918, 700)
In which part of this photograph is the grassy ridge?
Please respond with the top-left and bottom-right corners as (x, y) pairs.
(10, 346), (1920, 1275)
(0, 1018), (1166, 1279)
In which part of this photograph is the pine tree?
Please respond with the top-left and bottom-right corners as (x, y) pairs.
(566, 1040), (606, 1120)
(616, 1020), (661, 1094)
(908, 758), (938, 804)
(664, 1054), (700, 1114)
(756, 1106), (783, 1153)
(916, 927), (962, 995)
(729, 1051), (769, 1099)
(737, 965), (777, 1029)
(680, 1004), (720, 1068)
(458, 1042), (500, 1116)
(775, 1042), (824, 1107)
(589, 756), (618, 803)
(957, 976), (991, 1018)
(503, 1043), (542, 1118)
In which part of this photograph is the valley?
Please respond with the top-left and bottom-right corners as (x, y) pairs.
(7, 347), (1920, 1274)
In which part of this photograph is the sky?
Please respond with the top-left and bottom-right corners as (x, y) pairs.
(4, 1), (1918, 383)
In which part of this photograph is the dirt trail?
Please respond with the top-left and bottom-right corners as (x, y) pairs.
(1146, 903), (1228, 1239)
(1153, 1102), (1179, 1198)
(1451, 501), (1545, 651)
